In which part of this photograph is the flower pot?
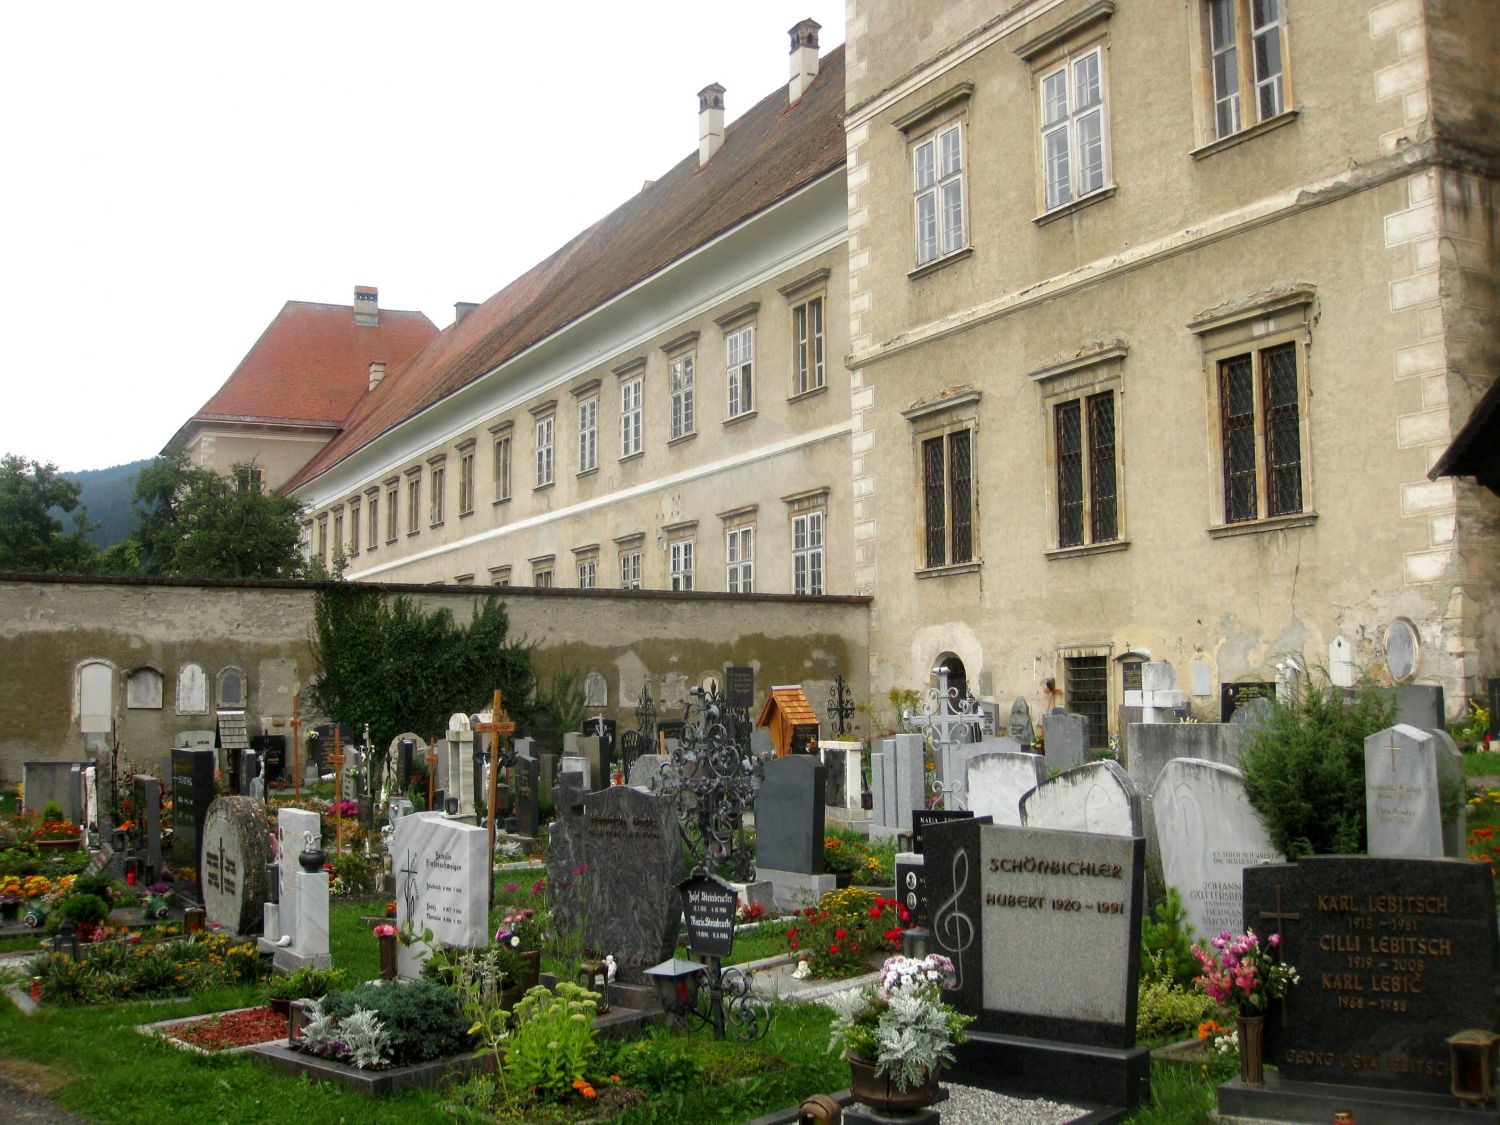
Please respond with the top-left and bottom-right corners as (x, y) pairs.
(847, 1053), (940, 1115)
(517, 949), (541, 991)
(1238, 1014), (1265, 1086)
(37, 837), (81, 855)
(269, 995), (291, 1017)
(298, 845), (325, 873)
(378, 932), (398, 980)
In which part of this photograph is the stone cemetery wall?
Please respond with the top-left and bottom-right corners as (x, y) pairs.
(0, 574), (869, 786)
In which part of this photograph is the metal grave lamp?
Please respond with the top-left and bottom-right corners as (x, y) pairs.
(56, 919), (80, 961)
(644, 957), (707, 1019)
(1448, 1028), (1500, 1108)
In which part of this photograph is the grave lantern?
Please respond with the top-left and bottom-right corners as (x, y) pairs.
(577, 959), (611, 1012)
(1448, 1028), (1500, 1108)
(644, 957), (706, 1019)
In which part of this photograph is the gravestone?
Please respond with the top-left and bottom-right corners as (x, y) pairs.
(559, 753), (592, 791)
(1151, 759), (1282, 940)
(819, 739), (864, 809)
(1219, 681), (1277, 722)
(21, 762), (87, 823)
(628, 753), (667, 790)
(200, 797), (272, 934)
(390, 733), (422, 796)
(911, 809), (974, 853)
(578, 735), (609, 788)
(393, 812), (490, 978)
(237, 747), (260, 798)
(577, 786), (684, 982)
(512, 754), (540, 836)
(1221, 857), (1499, 1122)
(543, 773), (588, 939)
(965, 752), (1045, 826)
(132, 774), (163, 880)
(680, 872), (738, 959)
(755, 755), (834, 909)
(936, 739), (1013, 810)
(443, 713), (475, 818)
(1005, 697), (1035, 743)
(170, 747), (216, 880)
(869, 734), (926, 840)
(1385, 682), (1445, 733)
(725, 666), (755, 711)
(584, 717), (616, 781)
(1125, 722), (1241, 794)
(1363, 724), (1453, 858)
(923, 818), (1150, 1108)
(1021, 760), (1142, 838)
(894, 851), (927, 928)
(257, 805), (332, 970)
(1228, 695), (1274, 739)
(1425, 728), (1467, 856)
(1041, 712), (1089, 771)
(256, 735), (286, 783)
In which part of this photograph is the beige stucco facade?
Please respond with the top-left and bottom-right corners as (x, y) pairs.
(844, 0), (1500, 726)
(181, 424), (337, 493)
(0, 575), (870, 785)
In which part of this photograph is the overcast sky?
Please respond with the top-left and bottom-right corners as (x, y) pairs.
(0, 2), (846, 472)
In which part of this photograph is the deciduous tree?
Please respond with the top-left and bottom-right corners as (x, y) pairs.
(0, 453), (99, 573)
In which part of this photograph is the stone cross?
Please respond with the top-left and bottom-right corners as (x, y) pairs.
(473, 689), (516, 908)
(329, 728), (346, 855)
(289, 694), (303, 798)
(1258, 884), (1301, 1026)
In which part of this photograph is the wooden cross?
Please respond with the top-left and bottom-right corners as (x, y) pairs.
(329, 728), (346, 856)
(472, 689), (515, 910)
(289, 694), (303, 799)
(1259, 884), (1301, 1027)
(425, 738), (438, 813)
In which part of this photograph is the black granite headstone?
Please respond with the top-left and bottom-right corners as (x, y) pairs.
(681, 872), (738, 959)
(1220, 681), (1277, 722)
(170, 747), (216, 881)
(397, 738), (416, 793)
(251, 735), (285, 783)
(754, 755), (826, 874)
(514, 755), (540, 837)
(725, 666), (755, 710)
(1244, 856), (1499, 1096)
(895, 853), (928, 928)
(912, 809), (974, 854)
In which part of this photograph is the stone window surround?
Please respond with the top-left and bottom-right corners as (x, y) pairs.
(903, 390), (981, 577)
(426, 452), (447, 528)
(1184, 0), (1296, 154)
(715, 303), (759, 422)
(488, 420), (514, 506)
(363, 485), (381, 551)
(456, 438), (477, 517)
(573, 542), (601, 590)
(895, 82), (973, 276)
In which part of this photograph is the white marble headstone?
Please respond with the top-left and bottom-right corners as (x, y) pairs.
(1151, 758), (1282, 939)
(966, 752), (1045, 827)
(1364, 724), (1444, 858)
(393, 812), (489, 977)
(1022, 760), (1141, 837)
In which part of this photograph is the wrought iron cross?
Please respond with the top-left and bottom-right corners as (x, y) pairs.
(827, 674), (856, 736)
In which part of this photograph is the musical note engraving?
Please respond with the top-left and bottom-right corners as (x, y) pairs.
(931, 847), (975, 991)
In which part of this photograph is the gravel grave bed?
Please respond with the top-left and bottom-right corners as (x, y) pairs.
(148, 1005), (287, 1054)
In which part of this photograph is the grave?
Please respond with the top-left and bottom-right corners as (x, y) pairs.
(201, 797), (272, 934)
(868, 734), (926, 840)
(560, 752), (592, 790)
(170, 746), (216, 881)
(21, 762), (88, 823)
(1383, 682), (1445, 733)
(754, 755), (835, 910)
(1220, 680), (1278, 722)
(1150, 759), (1281, 940)
(1041, 711), (1089, 771)
(923, 818), (1150, 1110)
(389, 732), (423, 797)
(1005, 697), (1035, 743)
(1125, 722), (1241, 794)
(627, 752), (667, 790)
(965, 752), (1045, 826)
(934, 738), (1015, 811)
(818, 738), (864, 809)
(1021, 760), (1142, 838)
(1363, 723), (1463, 859)
(257, 806), (332, 971)
(132, 774), (164, 881)
(393, 812), (489, 978)
(512, 753), (540, 837)
(543, 772), (589, 939)
(442, 713), (475, 818)
(1220, 856), (1499, 1124)
(897, 811), (975, 929)
(252, 734), (286, 784)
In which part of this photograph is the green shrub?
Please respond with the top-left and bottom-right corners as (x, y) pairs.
(321, 979), (470, 1066)
(504, 982), (601, 1101)
(41, 802), (64, 823)
(58, 893), (109, 927)
(1239, 672), (1395, 858)
(600, 1037), (701, 1093)
(267, 965), (347, 1001)
(1141, 889), (1200, 989)
(69, 874), (117, 903)
(1136, 978), (1224, 1043)
(328, 853), (375, 896)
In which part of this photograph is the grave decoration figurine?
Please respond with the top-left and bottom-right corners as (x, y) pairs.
(655, 682), (762, 883)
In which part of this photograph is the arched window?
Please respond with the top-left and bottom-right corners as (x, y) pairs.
(77, 660), (114, 734)
(218, 666), (246, 708)
(177, 663), (208, 714)
(933, 652), (967, 703)
(126, 667), (164, 709)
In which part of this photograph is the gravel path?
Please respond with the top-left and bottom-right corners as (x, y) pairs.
(0, 1074), (90, 1124)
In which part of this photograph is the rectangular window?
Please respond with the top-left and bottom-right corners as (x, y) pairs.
(726, 527), (754, 593)
(792, 297), (825, 395)
(578, 398), (598, 473)
(620, 551), (641, 590)
(493, 434), (512, 502)
(922, 429), (973, 567)
(1207, 0), (1286, 140)
(406, 475), (420, 535)
(535, 416), (554, 487)
(429, 466), (445, 525)
(235, 467), (263, 493)
(386, 483), (398, 542)
(913, 122), (965, 266)
(534, 568), (553, 589)
(332, 510), (344, 558)
(792, 510), (825, 596)
(348, 504), (360, 556)
(1218, 341), (1302, 523)
(577, 559), (597, 589)
(726, 327), (754, 418)
(459, 449), (475, 514)
(1054, 390), (1119, 548)
(670, 540), (694, 591)
(1040, 46), (1108, 211)
(490, 566), (511, 587)
(366, 495), (379, 550)
(670, 355), (695, 439)
(1065, 655), (1110, 750)
(621, 377), (643, 456)
(316, 516), (328, 565)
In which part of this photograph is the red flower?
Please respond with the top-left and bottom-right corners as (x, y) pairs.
(790, 938), (800, 950)
(828, 943), (841, 954)
(867, 906), (882, 919)
(785, 929), (799, 939)
(835, 928), (848, 939)
(885, 928), (902, 944)
(898, 906), (911, 923)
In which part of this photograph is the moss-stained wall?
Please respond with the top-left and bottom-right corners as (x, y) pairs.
(0, 574), (870, 784)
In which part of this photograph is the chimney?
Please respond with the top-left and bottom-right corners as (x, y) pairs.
(354, 285), (379, 327)
(368, 361), (386, 390)
(698, 83), (725, 167)
(454, 301), (479, 325)
(788, 19), (821, 103)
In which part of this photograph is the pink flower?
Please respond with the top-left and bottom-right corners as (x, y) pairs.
(504, 882), (521, 893)
(373, 924), (397, 938)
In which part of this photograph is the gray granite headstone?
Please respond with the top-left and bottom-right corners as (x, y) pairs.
(750, 728), (774, 758)
(201, 796), (272, 934)
(1041, 712), (1089, 771)
(965, 752), (1045, 826)
(21, 762), (88, 823)
(1363, 724), (1446, 858)
(1021, 760), (1142, 837)
(1125, 722), (1241, 794)
(628, 753), (667, 790)
(1425, 728), (1466, 856)
(1385, 683), (1445, 733)
(513, 755), (540, 836)
(1228, 695), (1275, 737)
(1151, 758), (1282, 940)
(755, 755), (826, 874)
(134, 774), (163, 878)
(1006, 697), (1035, 743)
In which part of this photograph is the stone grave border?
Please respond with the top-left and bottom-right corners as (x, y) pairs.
(136, 1005), (287, 1056)
(251, 1041), (493, 1096)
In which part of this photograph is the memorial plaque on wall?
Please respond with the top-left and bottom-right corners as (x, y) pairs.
(680, 872), (738, 959)
(170, 747), (216, 880)
(912, 809), (974, 854)
(725, 667), (755, 710)
(1246, 856), (1499, 1095)
(1219, 681), (1277, 722)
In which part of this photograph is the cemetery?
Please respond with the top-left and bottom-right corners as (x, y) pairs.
(0, 632), (1496, 1125)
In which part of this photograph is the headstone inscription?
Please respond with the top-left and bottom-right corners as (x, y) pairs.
(1021, 760), (1142, 838)
(911, 809), (973, 853)
(393, 812), (489, 978)
(1219, 681), (1277, 722)
(681, 872), (738, 959)
(894, 851), (927, 928)
(725, 666), (755, 711)
(1363, 723), (1456, 858)
(1041, 711), (1088, 771)
(1225, 857), (1499, 1116)
(965, 752), (1045, 827)
(1150, 759), (1281, 939)
(170, 747), (216, 881)
(200, 797), (272, 934)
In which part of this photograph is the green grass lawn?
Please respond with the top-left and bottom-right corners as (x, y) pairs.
(1463, 751), (1500, 780)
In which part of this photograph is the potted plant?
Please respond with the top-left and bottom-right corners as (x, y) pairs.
(267, 966), (347, 1016)
(827, 954), (973, 1114)
(1192, 929), (1300, 1085)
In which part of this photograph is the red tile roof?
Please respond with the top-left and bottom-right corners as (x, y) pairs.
(286, 47), (845, 492)
(177, 300), (439, 434)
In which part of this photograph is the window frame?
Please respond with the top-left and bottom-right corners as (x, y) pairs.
(620, 376), (643, 458)
(670, 353), (696, 440)
(904, 393), (980, 575)
(910, 119), (967, 268)
(530, 555), (555, 588)
(1191, 0), (1295, 151)
(405, 468), (421, 536)
(725, 325), (755, 420)
(669, 537), (695, 592)
(384, 477), (400, 543)
(1035, 43), (1111, 214)
(1033, 346), (1128, 557)
(1191, 290), (1316, 534)
(577, 396), (598, 474)
(791, 508), (826, 596)
(457, 441), (476, 516)
(365, 487), (380, 551)
(346, 498), (360, 557)
(534, 414), (555, 489)
(616, 532), (644, 590)
(427, 457), (446, 527)
(725, 524), (754, 594)
(332, 507), (344, 561)
(791, 295), (826, 396)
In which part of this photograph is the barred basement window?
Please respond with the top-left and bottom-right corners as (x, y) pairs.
(1055, 390), (1118, 548)
(1065, 654), (1109, 750)
(922, 429), (973, 568)
(1219, 341), (1302, 523)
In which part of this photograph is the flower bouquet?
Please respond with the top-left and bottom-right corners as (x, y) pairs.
(1192, 929), (1299, 1085)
